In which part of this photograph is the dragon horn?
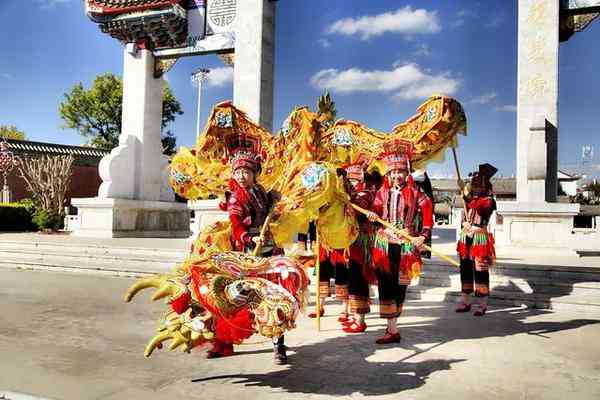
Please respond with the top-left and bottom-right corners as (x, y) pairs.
(190, 330), (202, 341)
(150, 283), (177, 302)
(123, 277), (163, 302)
(144, 330), (171, 358)
(181, 342), (191, 353)
(167, 332), (189, 351)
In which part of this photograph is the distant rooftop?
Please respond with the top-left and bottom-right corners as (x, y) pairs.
(431, 178), (516, 196)
(4, 139), (109, 158)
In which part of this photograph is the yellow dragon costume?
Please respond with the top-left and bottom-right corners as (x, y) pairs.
(126, 94), (467, 357)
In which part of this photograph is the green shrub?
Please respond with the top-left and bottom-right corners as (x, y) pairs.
(32, 209), (60, 231)
(0, 202), (36, 231)
(19, 198), (35, 213)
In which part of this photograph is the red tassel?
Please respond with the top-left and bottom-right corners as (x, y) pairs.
(457, 233), (496, 261)
(488, 233), (496, 261)
(215, 308), (254, 344)
(170, 291), (191, 314)
(330, 250), (347, 265)
(457, 241), (468, 259)
(372, 248), (390, 273)
(400, 251), (421, 278)
(349, 245), (363, 264)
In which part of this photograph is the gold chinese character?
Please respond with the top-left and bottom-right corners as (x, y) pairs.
(527, 33), (548, 65)
(527, 1), (547, 25)
(524, 74), (548, 97)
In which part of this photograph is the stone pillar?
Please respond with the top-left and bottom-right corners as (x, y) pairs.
(98, 47), (171, 202)
(496, 0), (580, 251)
(233, 0), (275, 131)
(71, 46), (190, 238)
(516, 0), (560, 203)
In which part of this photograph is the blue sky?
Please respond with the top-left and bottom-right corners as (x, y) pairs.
(0, 0), (598, 178)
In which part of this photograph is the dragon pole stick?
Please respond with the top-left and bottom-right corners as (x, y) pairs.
(349, 203), (460, 268)
(452, 146), (462, 182)
(315, 226), (321, 332)
(452, 144), (469, 222)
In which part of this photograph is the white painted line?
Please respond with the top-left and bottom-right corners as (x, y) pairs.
(0, 391), (56, 400)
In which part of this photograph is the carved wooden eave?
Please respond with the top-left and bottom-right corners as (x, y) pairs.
(85, 0), (188, 49)
(154, 58), (178, 78)
(560, 12), (599, 41)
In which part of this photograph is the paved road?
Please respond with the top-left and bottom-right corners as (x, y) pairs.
(1, 269), (600, 400)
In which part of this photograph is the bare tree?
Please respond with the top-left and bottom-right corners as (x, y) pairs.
(18, 155), (74, 229)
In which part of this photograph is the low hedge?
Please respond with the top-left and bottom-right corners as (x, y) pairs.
(0, 202), (36, 231)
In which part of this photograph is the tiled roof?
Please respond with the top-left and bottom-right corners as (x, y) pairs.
(87, 0), (178, 9)
(431, 178), (516, 195)
(4, 139), (109, 158)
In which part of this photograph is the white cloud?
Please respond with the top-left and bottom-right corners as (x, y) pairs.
(37, 0), (71, 8)
(469, 91), (498, 104)
(413, 43), (431, 57)
(206, 67), (233, 87)
(327, 6), (441, 40)
(452, 9), (477, 29)
(310, 63), (460, 101)
(318, 38), (331, 48)
(495, 104), (517, 112)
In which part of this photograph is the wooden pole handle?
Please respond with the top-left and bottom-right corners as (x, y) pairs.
(349, 203), (459, 268)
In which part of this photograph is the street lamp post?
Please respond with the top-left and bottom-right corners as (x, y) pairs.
(191, 68), (210, 142)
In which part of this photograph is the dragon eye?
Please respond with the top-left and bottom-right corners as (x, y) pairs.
(276, 308), (286, 324)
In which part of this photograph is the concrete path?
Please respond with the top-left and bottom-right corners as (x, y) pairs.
(1, 269), (600, 400)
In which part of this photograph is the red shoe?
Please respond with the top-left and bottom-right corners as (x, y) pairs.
(343, 322), (367, 333)
(341, 318), (356, 326)
(220, 342), (234, 356)
(308, 308), (325, 318)
(375, 329), (401, 344)
(206, 341), (234, 358)
(455, 303), (471, 313)
(206, 341), (222, 359)
(337, 312), (349, 322)
(473, 305), (487, 317)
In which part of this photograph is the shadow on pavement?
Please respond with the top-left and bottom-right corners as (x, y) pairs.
(190, 303), (599, 396)
(192, 329), (465, 395)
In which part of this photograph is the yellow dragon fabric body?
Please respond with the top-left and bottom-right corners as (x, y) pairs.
(126, 94), (466, 357)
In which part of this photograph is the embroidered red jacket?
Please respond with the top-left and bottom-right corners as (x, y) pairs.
(457, 194), (497, 260)
(351, 182), (375, 221)
(372, 180), (434, 240)
(349, 183), (377, 283)
(463, 195), (496, 227)
(221, 180), (273, 252)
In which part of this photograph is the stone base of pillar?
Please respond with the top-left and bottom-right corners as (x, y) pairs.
(71, 198), (190, 238)
(492, 201), (580, 250)
(188, 199), (228, 237)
